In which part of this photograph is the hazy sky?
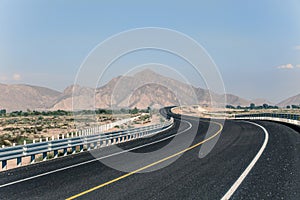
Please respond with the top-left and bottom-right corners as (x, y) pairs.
(0, 0), (300, 103)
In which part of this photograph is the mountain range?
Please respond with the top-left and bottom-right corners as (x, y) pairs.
(0, 69), (298, 112)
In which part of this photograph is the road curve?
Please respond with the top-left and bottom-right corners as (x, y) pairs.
(0, 108), (299, 199)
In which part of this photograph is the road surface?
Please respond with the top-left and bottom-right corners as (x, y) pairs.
(0, 108), (299, 199)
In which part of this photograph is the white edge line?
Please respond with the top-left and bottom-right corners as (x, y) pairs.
(0, 120), (192, 188)
(221, 121), (269, 200)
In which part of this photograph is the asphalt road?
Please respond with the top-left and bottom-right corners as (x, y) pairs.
(0, 108), (299, 199)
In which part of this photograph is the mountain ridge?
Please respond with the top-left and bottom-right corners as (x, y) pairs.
(0, 70), (296, 111)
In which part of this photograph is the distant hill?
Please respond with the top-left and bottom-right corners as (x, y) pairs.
(277, 94), (300, 107)
(0, 84), (61, 112)
(225, 94), (250, 106)
(0, 70), (282, 111)
(251, 98), (274, 106)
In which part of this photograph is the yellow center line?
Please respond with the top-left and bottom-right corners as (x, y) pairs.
(66, 120), (223, 200)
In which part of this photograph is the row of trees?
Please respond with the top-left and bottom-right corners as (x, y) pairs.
(0, 109), (6, 116)
(226, 103), (279, 110)
(6, 110), (71, 117)
(0, 107), (153, 117)
(227, 103), (300, 110)
(286, 105), (300, 109)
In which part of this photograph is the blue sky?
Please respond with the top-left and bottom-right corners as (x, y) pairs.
(0, 0), (300, 103)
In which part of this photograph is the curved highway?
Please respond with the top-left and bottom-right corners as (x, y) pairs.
(0, 107), (299, 199)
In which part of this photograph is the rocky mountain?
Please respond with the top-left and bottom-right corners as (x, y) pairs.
(0, 69), (283, 111)
(52, 69), (204, 110)
(50, 85), (95, 111)
(277, 94), (300, 107)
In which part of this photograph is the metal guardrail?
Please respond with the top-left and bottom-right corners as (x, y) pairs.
(0, 118), (174, 170)
(234, 113), (300, 126)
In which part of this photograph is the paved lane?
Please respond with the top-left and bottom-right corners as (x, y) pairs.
(0, 109), (299, 199)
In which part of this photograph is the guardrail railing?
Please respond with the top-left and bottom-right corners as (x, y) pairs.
(234, 113), (300, 126)
(0, 118), (174, 171)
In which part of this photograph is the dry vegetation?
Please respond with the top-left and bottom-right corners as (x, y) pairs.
(0, 109), (160, 147)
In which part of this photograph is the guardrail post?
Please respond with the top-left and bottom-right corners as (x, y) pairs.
(80, 145), (83, 152)
(43, 152), (47, 161)
(72, 146), (76, 154)
(54, 150), (58, 158)
(2, 160), (7, 170)
(17, 157), (22, 166)
(30, 155), (35, 164)
(63, 148), (67, 156)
